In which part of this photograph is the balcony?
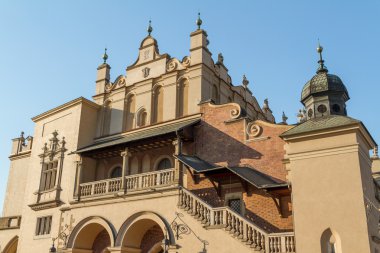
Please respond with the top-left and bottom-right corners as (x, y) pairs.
(0, 216), (21, 230)
(78, 168), (176, 199)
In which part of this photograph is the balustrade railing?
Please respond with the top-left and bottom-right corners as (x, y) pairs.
(178, 188), (296, 253)
(79, 168), (175, 198)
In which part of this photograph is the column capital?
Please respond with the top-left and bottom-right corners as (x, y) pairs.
(121, 148), (132, 157)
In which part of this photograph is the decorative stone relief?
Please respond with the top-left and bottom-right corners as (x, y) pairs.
(166, 59), (178, 72)
(142, 67), (150, 78)
(246, 123), (262, 138)
(181, 56), (191, 68)
(230, 106), (241, 119)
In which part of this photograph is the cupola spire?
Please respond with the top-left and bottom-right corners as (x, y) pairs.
(316, 40), (328, 73)
(102, 48), (108, 64)
(196, 12), (202, 30)
(147, 20), (153, 36)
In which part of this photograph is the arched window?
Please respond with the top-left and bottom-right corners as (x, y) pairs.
(152, 86), (164, 123)
(102, 100), (112, 136)
(321, 228), (341, 253)
(178, 79), (189, 117)
(157, 158), (172, 170)
(124, 95), (135, 131)
(211, 84), (219, 104)
(137, 109), (148, 127)
(110, 166), (122, 178)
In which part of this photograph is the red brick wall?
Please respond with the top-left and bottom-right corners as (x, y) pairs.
(184, 102), (294, 232)
(92, 229), (111, 253)
(140, 225), (164, 253)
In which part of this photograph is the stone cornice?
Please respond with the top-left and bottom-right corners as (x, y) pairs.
(32, 97), (100, 123)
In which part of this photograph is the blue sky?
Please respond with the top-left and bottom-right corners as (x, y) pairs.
(0, 1), (379, 213)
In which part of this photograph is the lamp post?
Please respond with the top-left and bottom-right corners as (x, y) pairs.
(48, 225), (69, 253)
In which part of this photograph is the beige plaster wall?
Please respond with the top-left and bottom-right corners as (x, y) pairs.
(2, 156), (30, 217)
(14, 101), (98, 253)
(285, 129), (378, 253)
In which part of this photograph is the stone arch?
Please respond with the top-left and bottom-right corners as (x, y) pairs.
(115, 211), (175, 250)
(124, 93), (136, 131)
(152, 85), (164, 124)
(136, 107), (148, 127)
(66, 216), (116, 251)
(153, 155), (173, 170)
(2, 236), (18, 253)
(108, 164), (122, 178)
(177, 77), (189, 117)
(321, 228), (342, 253)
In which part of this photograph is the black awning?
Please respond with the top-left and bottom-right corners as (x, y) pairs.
(75, 117), (200, 154)
(227, 167), (287, 189)
(175, 154), (222, 172)
(175, 155), (287, 189)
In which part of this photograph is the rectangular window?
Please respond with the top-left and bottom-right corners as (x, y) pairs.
(40, 161), (58, 191)
(35, 216), (52, 235)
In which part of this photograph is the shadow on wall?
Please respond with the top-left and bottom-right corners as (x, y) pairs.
(194, 121), (263, 166)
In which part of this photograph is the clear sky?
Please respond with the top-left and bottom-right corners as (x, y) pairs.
(0, 1), (379, 213)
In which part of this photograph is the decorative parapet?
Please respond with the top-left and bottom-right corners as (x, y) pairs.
(9, 131), (33, 159)
(0, 216), (21, 230)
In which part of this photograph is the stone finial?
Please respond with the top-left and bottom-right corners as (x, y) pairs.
(196, 12), (202, 30)
(242, 75), (249, 89)
(282, 111), (288, 124)
(217, 53), (224, 64)
(102, 48), (108, 64)
(297, 109), (307, 123)
(147, 20), (153, 36)
(263, 98), (269, 110)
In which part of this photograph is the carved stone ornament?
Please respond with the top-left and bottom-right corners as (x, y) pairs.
(117, 77), (126, 86)
(166, 59), (178, 72)
(230, 106), (241, 119)
(181, 56), (191, 68)
(142, 67), (150, 78)
(246, 123), (262, 138)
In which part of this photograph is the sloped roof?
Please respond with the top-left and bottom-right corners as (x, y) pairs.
(75, 117), (200, 154)
(176, 155), (287, 189)
(228, 166), (287, 189)
(281, 115), (361, 137)
(175, 154), (222, 172)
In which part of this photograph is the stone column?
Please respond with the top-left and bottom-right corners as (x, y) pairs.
(74, 155), (83, 200)
(172, 137), (182, 185)
(121, 148), (131, 193)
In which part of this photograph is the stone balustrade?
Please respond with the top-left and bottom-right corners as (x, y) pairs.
(0, 216), (21, 230)
(79, 168), (175, 198)
(178, 188), (296, 253)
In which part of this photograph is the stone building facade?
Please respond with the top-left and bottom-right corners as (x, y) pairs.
(0, 17), (379, 253)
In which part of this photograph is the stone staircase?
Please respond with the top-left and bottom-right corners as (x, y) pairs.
(178, 187), (296, 253)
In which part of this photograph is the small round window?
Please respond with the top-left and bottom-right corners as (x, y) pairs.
(111, 166), (122, 178)
(317, 104), (327, 114)
(332, 104), (341, 113)
(157, 158), (171, 170)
